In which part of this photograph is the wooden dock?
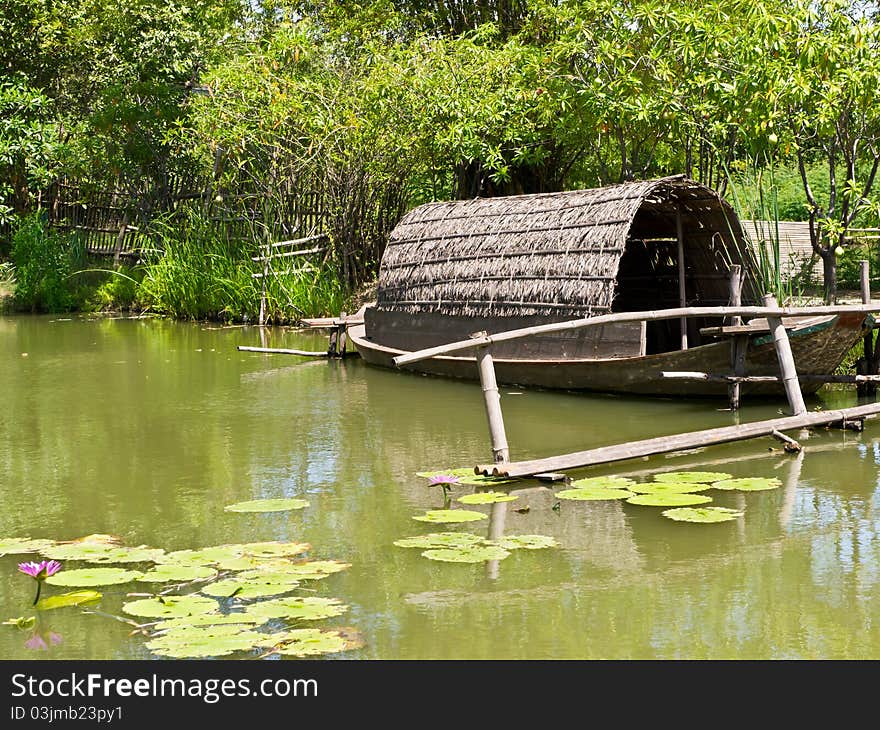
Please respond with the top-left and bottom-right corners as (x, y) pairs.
(393, 301), (880, 479)
(475, 402), (880, 478)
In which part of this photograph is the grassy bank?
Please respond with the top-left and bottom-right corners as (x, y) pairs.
(0, 214), (352, 322)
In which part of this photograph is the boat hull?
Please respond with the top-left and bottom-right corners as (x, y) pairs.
(348, 313), (866, 398)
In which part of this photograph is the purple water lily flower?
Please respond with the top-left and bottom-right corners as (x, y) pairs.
(24, 634), (48, 651)
(18, 560), (62, 605)
(17, 561), (62, 580)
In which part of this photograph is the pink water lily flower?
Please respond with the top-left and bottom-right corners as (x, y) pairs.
(17, 560), (62, 605)
(428, 475), (460, 487)
(17, 561), (62, 580)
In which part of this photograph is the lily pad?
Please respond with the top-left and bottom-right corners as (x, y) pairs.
(122, 594), (219, 619)
(556, 488), (634, 501)
(46, 568), (143, 587)
(201, 578), (299, 599)
(413, 509), (488, 524)
(239, 560), (351, 581)
(492, 534), (559, 550)
(35, 590), (102, 611)
(457, 492), (518, 505)
(393, 532), (485, 549)
(41, 543), (164, 564)
(662, 507), (745, 523)
(157, 546), (244, 567)
(244, 596), (348, 621)
(654, 471), (732, 484)
(146, 624), (263, 658)
(138, 565), (218, 583)
(235, 541), (311, 558)
(422, 545), (511, 563)
(263, 628), (364, 657)
(153, 613), (262, 632)
(569, 476), (635, 489)
(626, 493), (713, 507)
(457, 474), (517, 486)
(416, 468), (475, 478)
(224, 498), (309, 513)
(628, 482), (712, 495)
(711, 477), (783, 492)
(0, 537), (56, 556)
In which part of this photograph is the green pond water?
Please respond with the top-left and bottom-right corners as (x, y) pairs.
(2, 313), (880, 659)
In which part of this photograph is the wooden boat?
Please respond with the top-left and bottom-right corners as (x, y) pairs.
(350, 176), (867, 398)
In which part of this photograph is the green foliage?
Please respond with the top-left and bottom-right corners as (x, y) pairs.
(10, 214), (73, 312)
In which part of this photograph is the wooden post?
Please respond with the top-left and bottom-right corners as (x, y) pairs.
(336, 312), (348, 357)
(727, 265), (744, 410)
(676, 206), (687, 350)
(638, 320), (647, 357)
(859, 260), (874, 397)
(763, 294), (807, 416)
(476, 342), (510, 464)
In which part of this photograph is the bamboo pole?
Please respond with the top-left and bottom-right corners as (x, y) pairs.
(476, 344), (510, 464)
(475, 401), (880, 478)
(763, 294), (807, 416)
(393, 304), (880, 366)
(237, 346), (331, 357)
(676, 206), (688, 350)
(661, 371), (880, 383)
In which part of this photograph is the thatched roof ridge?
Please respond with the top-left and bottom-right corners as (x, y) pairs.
(376, 175), (750, 319)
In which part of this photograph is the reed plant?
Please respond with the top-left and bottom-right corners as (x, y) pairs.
(139, 209), (346, 322)
(724, 158), (803, 305)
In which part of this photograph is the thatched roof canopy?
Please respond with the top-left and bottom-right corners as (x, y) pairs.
(376, 175), (758, 320)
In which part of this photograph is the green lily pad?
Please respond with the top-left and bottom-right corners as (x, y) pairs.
(46, 568), (144, 587)
(569, 476), (636, 489)
(556, 488), (634, 501)
(157, 546), (245, 566)
(147, 624), (264, 658)
(153, 613), (263, 632)
(457, 475), (517, 486)
(626, 493), (713, 507)
(711, 477), (783, 491)
(0, 537), (56, 556)
(662, 507), (745, 523)
(393, 532), (485, 549)
(422, 545), (511, 563)
(122, 594), (220, 619)
(232, 570), (302, 586)
(457, 492), (518, 505)
(35, 590), (102, 611)
(628, 482), (712, 494)
(416, 468), (475, 478)
(413, 509), (488, 524)
(224, 498), (309, 513)
(654, 471), (731, 484)
(138, 565), (218, 583)
(41, 543), (164, 564)
(238, 560), (351, 581)
(201, 578), (299, 599)
(235, 541), (311, 558)
(244, 596), (348, 621)
(263, 628), (364, 657)
(213, 556), (283, 572)
(492, 534), (559, 550)
(3, 616), (36, 630)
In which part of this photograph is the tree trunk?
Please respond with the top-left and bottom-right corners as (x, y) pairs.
(821, 249), (838, 304)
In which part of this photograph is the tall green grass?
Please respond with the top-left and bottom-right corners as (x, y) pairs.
(724, 159), (802, 304)
(139, 210), (346, 322)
